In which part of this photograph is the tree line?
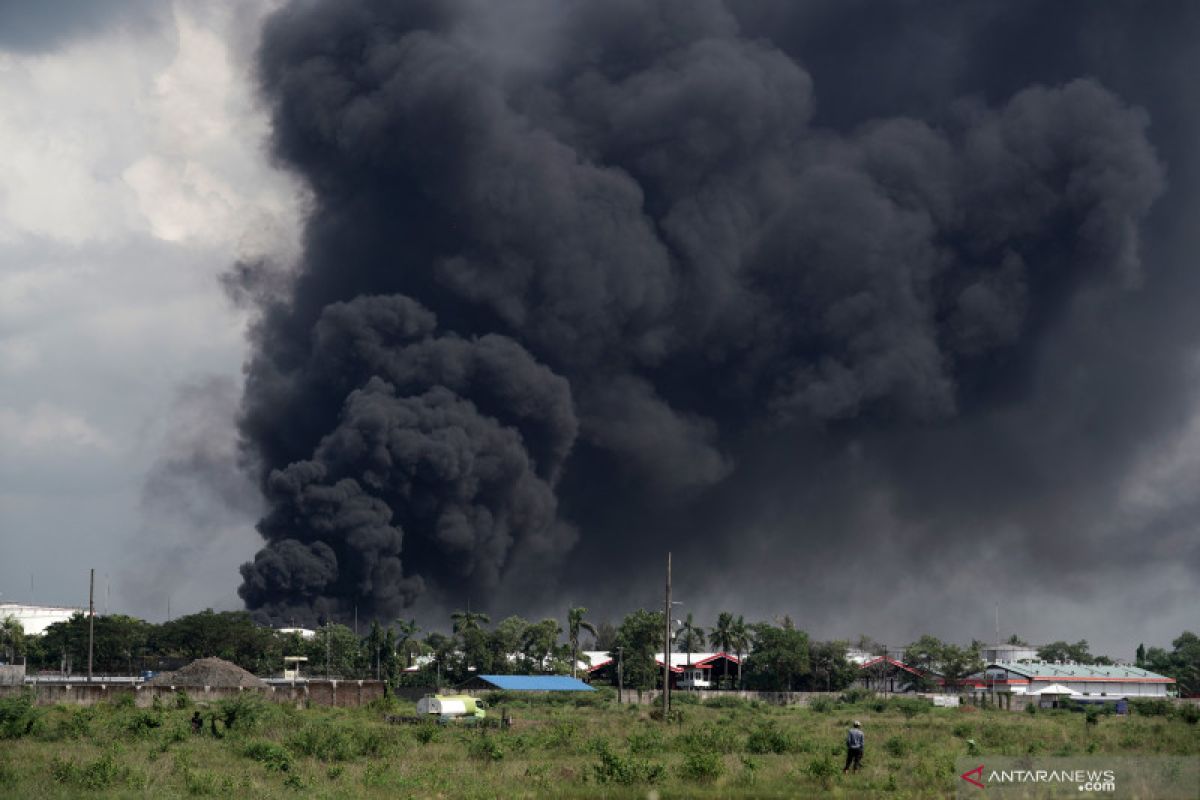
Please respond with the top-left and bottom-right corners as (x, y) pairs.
(1, 608), (1196, 696)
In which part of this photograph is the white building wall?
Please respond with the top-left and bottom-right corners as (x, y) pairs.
(0, 604), (82, 636)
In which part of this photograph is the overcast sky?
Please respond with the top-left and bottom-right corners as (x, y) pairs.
(1, 1), (1197, 659)
(0, 0), (296, 619)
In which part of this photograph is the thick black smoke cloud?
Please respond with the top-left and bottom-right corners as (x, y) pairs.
(234, 0), (1195, 633)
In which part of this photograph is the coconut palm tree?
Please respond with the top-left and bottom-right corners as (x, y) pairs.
(394, 618), (421, 668)
(450, 608), (490, 635)
(709, 612), (735, 688)
(567, 607), (598, 679)
(729, 615), (750, 689)
(0, 616), (23, 663)
(676, 613), (705, 668)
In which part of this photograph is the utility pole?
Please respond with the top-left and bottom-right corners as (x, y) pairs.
(326, 624), (331, 679)
(87, 568), (95, 683)
(616, 646), (624, 705)
(662, 551), (671, 721)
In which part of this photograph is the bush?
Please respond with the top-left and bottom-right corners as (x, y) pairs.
(884, 735), (908, 757)
(839, 687), (874, 705)
(242, 740), (294, 772)
(468, 734), (504, 762)
(746, 721), (793, 755)
(806, 755), (838, 787)
(216, 695), (273, 733)
(117, 709), (163, 738)
(591, 741), (666, 785)
(678, 749), (724, 783)
(705, 695), (756, 710)
(287, 720), (388, 761)
(678, 723), (734, 754)
(414, 723), (439, 744)
(0, 693), (39, 739)
(1177, 704), (1199, 725)
(1129, 699), (1173, 717)
(50, 752), (127, 790)
(809, 697), (834, 713)
(626, 727), (665, 755)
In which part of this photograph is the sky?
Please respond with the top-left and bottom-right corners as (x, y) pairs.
(1, 1), (1198, 659)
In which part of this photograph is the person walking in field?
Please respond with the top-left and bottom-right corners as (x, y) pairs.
(844, 720), (865, 772)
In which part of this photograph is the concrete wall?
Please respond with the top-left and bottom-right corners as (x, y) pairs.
(0, 679), (386, 708)
(0, 664), (25, 686)
(615, 689), (843, 706)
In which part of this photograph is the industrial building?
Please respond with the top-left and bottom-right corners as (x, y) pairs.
(964, 661), (1176, 699)
(0, 603), (83, 635)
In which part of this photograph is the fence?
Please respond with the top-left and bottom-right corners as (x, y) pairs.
(0, 679), (387, 708)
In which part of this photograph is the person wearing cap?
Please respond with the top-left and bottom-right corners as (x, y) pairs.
(843, 720), (865, 772)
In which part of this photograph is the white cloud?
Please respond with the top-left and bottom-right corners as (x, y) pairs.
(0, 402), (112, 451)
(0, 0), (300, 618)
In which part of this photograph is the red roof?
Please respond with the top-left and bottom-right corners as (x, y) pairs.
(858, 656), (935, 678)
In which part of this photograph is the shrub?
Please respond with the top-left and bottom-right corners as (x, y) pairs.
(50, 752), (126, 790)
(1025, 702), (1038, 715)
(414, 723), (439, 744)
(591, 741), (666, 785)
(839, 687), (874, 705)
(884, 735), (908, 758)
(746, 721), (793, 755)
(806, 755), (838, 787)
(111, 692), (136, 710)
(705, 695), (755, 710)
(1178, 704), (1200, 725)
(678, 723), (734, 754)
(216, 695), (272, 732)
(468, 734), (504, 762)
(678, 749), (724, 783)
(673, 693), (700, 706)
(0, 692), (39, 739)
(627, 727), (665, 755)
(1129, 699), (1172, 717)
(242, 740), (294, 772)
(117, 709), (163, 738)
(174, 691), (191, 710)
(809, 697), (834, 713)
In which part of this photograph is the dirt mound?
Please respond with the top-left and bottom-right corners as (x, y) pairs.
(148, 657), (266, 688)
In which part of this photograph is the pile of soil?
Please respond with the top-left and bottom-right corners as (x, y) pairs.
(148, 657), (266, 688)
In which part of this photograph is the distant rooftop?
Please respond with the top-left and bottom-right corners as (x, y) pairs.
(989, 661), (1174, 682)
(466, 675), (595, 692)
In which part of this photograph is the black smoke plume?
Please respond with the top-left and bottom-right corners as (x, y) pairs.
(235, 0), (1195, 635)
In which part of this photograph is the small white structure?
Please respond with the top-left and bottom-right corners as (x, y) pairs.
(980, 643), (1040, 662)
(283, 655), (308, 681)
(0, 604), (82, 636)
(278, 627), (317, 640)
(677, 665), (713, 689)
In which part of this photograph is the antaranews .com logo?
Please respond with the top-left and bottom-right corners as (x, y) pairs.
(955, 756), (1198, 799)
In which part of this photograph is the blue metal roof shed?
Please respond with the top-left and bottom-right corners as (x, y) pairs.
(461, 675), (596, 692)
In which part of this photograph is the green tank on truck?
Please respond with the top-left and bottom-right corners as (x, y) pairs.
(415, 694), (487, 719)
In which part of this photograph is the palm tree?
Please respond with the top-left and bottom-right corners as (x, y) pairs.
(450, 608), (490, 635)
(567, 607), (598, 679)
(0, 616), (23, 663)
(729, 615), (750, 689)
(394, 618), (421, 668)
(709, 612), (735, 688)
(676, 613), (705, 667)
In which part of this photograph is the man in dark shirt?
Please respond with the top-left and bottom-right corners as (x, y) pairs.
(844, 720), (864, 772)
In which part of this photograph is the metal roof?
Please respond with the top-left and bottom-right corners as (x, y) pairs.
(472, 675), (596, 691)
(988, 661), (1174, 682)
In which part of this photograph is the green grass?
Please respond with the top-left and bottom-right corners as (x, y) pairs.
(0, 692), (1196, 798)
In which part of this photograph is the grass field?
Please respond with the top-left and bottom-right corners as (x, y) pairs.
(1, 689), (1197, 798)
